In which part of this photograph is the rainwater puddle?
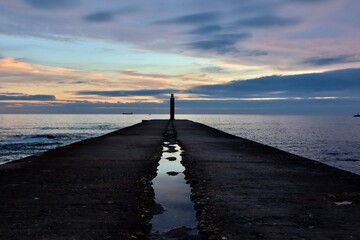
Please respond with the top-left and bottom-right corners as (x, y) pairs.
(150, 141), (199, 239)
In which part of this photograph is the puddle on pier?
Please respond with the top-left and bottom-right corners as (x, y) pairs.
(150, 141), (199, 239)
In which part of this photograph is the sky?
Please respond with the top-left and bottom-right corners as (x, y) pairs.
(0, 0), (359, 114)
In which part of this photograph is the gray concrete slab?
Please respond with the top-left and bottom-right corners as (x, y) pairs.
(174, 120), (360, 240)
(0, 120), (168, 240)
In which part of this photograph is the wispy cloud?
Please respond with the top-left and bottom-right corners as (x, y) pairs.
(22, 0), (77, 9)
(200, 66), (227, 73)
(303, 55), (360, 66)
(75, 68), (360, 100)
(186, 33), (251, 53)
(0, 101), (167, 114)
(83, 11), (116, 22)
(120, 70), (179, 79)
(0, 58), (173, 97)
(289, 0), (329, 4)
(0, 57), (76, 80)
(77, 89), (178, 97)
(0, 93), (55, 101)
(83, 7), (138, 23)
(156, 12), (220, 25)
(189, 25), (223, 35)
(0, 68), (359, 114)
(235, 15), (300, 28)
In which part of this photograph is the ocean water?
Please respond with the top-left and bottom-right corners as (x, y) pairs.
(0, 114), (359, 175)
(0, 114), (161, 163)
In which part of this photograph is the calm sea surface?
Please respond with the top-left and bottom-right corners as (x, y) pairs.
(1, 114), (359, 175)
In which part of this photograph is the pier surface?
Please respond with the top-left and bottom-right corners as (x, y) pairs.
(0, 120), (167, 239)
(175, 120), (360, 239)
(1, 119), (360, 239)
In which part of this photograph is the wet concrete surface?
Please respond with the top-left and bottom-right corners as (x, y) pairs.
(175, 120), (360, 240)
(0, 120), (167, 239)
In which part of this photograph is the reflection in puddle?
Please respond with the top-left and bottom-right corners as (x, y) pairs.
(167, 171), (179, 176)
(150, 141), (199, 238)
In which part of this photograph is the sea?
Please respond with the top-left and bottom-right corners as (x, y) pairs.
(1, 114), (359, 175)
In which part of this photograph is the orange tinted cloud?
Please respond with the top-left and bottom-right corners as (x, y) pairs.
(0, 58), (182, 102)
(0, 58), (34, 72)
(0, 58), (76, 77)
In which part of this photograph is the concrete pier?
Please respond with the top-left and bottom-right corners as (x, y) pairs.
(175, 120), (360, 239)
(0, 120), (168, 239)
(1, 119), (360, 239)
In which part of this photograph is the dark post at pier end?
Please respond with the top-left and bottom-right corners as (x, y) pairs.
(170, 94), (175, 120)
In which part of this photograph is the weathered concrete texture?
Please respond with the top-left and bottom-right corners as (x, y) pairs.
(0, 120), (168, 240)
(175, 120), (360, 240)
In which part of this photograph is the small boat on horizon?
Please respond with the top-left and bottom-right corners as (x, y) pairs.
(354, 113), (360, 117)
(122, 112), (133, 115)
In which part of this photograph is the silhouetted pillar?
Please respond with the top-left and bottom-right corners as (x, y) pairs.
(170, 94), (175, 120)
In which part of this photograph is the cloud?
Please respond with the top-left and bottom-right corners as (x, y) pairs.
(189, 25), (223, 35)
(0, 93), (56, 101)
(187, 39), (236, 53)
(191, 68), (360, 99)
(0, 57), (77, 80)
(0, 58), (173, 97)
(120, 70), (179, 79)
(0, 101), (168, 114)
(83, 7), (139, 23)
(0, 22), (77, 42)
(289, 0), (329, 3)
(186, 33), (251, 53)
(0, 0), (359, 100)
(76, 89), (178, 97)
(303, 55), (360, 66)
(76, 68), (360, 101)
(156, 12), (220, 25)
(235, 15), (300, 28)
(244, 50), (268, 56)
(0, 57), (32, 71)
(83, 11), (116, 22)
(200, 66), (226, 73)
(232, 1), (277, 13)
(22, 0), (77, 9)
